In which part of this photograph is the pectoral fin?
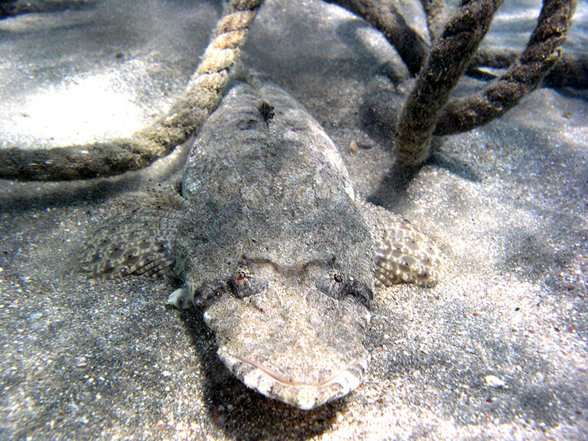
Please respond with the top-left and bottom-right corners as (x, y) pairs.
(81, 186), (186, 279)
(362, 201), (442, 287)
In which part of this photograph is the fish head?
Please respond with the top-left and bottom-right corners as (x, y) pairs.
(199, 258), (372, 410)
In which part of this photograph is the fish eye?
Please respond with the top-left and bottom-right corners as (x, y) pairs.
(230, 269), (250, 298)
(233, 270), (248, 287)
(229, 266), (266, 298)
(316, 271), (347, 299)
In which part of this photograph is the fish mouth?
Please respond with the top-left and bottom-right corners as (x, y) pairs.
(218, 348), (369, 410)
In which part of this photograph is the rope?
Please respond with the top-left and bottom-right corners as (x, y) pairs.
(434, 0), (577, 136)
(0, 0), (97, 18)
(419, 0), (447, 42)
(327, 0), (429, 77)
(395, 0), (504, 166)
(468, 50), (587, 89)
(543, 51), (587, 89)
(0, 0), (263, 181)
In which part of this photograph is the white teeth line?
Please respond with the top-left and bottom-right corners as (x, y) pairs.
(216, 349), (367, 409)
(219, 350), (365, 388)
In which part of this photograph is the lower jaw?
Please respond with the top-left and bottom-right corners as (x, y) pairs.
(218, 349), (368, 410)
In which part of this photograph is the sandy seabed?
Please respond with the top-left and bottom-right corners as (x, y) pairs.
(1, 1), (586, 440)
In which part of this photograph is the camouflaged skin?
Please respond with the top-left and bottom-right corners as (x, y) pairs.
(176, 81), (375, 409)
(83, 79), (442, 410)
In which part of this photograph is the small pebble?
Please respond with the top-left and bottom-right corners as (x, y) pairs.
(484, 375), (507, 388)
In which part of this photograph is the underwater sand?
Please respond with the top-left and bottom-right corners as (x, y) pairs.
(0, 0), (586, 439)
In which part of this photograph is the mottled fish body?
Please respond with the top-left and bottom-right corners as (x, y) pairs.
(176, 81), (376, 409)
(83, 79), (442, 410)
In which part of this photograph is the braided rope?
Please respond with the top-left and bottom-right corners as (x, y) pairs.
(0, 0), (263, 181)
(468, 50), (587, 89)
(327, 0), (429, 77)
(395, 0), (504, 166)
(435, 0), (577, 135)
(395, 0), (575, 166)
(0, 0), (97, 18)
(419, 0), (447, 43)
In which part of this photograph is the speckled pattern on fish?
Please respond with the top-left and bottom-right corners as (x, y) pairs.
(82, 78), (442, 410)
